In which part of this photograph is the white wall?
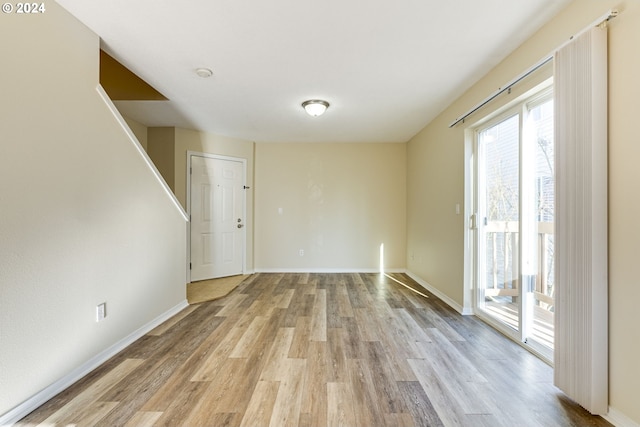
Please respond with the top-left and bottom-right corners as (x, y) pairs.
(255, 143), (406, 271)
(406, 0), (640, 424)
(0, 2), (187, 418)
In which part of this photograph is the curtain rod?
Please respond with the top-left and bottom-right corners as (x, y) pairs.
(448, 9), (619, 128)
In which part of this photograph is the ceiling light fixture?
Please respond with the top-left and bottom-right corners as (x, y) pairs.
(195, 68), (213, 78)
(302, 99), (330, 117)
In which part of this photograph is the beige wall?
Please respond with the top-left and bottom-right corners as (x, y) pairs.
(143, 127), (256, 271)
(148, 127), (176, 191)
(607, 1), (640, 424)
(3, 0), (638, 423)
(0, 2), (187, 419)
(255, 143), (406, 271)
(406, 0), (640, 423)
(124, 117), (148, 151)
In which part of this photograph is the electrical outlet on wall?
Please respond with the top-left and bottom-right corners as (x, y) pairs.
(96, 302), (107, 322)
(299, 249), (304, 256)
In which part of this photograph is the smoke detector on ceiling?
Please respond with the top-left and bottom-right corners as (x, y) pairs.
(195, 68), (213, 78)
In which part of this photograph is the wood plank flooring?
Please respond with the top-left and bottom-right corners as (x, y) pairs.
(18, 273), (611, 427)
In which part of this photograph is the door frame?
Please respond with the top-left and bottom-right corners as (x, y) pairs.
(186, 151), (248, 283)
(464, 83), (555, 364)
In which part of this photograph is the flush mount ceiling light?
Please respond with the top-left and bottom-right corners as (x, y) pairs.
(302, 99), (330, 117)
(195, 68), (213, 78)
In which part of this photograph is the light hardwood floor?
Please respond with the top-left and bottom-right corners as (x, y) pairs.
(19, 273), (611, 427)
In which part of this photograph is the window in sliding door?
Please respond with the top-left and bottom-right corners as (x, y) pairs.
(525, 95), (555, 353)
(477, 112), (521, 331)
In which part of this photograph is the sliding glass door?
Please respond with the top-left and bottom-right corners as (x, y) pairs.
(475, 90), (555, 360)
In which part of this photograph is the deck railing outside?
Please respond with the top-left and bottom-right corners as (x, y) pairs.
(483, 221), (555, 348)
(484, 221), (554, 308)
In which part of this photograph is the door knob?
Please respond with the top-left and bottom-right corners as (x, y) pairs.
(237, 224), (244, 228)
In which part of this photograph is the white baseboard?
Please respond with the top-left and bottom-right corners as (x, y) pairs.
(252, 269), (468, 316)
(603, 407), (640, 427)
(254, 268), (405, 274)
(0, 300), (189, 427)
(404, 270), (473, 315)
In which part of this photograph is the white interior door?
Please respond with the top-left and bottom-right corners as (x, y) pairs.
(190, 155), (245, 281)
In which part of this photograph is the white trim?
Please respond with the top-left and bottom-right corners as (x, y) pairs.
(603, 407), (640, 427)
(463, 129), (474, 316)
(96, 85), (189, 222)
(404, 270), (473, 315)
(0, 300), (189, 427)
(186, 152), (248, 283)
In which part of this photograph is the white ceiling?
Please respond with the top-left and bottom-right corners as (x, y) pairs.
(56, 0), (571, 143)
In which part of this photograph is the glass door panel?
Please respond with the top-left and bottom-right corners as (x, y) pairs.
(477, 114), (521, 332)
(525, 98), (555, 351)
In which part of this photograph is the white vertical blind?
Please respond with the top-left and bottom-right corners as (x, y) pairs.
(553, 26), (608, 415)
